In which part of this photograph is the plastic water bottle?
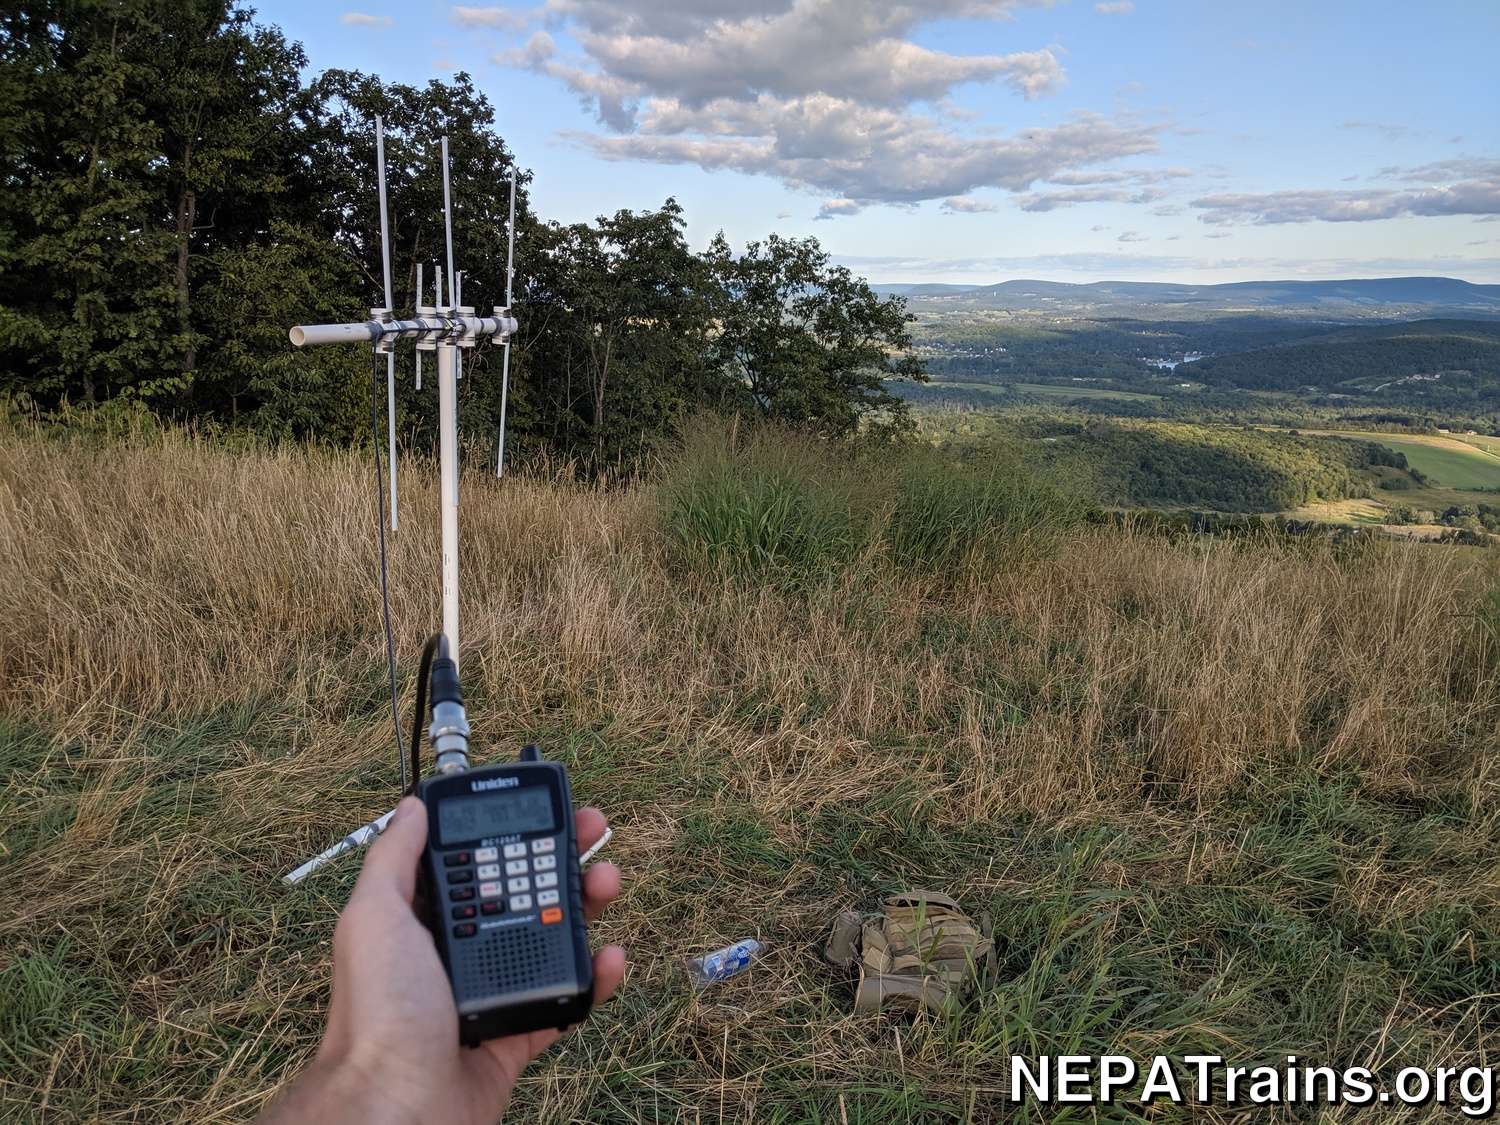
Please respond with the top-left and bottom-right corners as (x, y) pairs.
(687, 938), (762, 989)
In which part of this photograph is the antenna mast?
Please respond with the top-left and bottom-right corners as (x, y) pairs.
(375, 116), (398, 531)
(497, 167), (516, 477)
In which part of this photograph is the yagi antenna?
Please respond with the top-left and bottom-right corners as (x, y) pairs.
(284, 125), (519, 884)
(288, 130), (517, 673)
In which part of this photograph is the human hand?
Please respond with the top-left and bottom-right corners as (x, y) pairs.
(262, 796), (625, 1125)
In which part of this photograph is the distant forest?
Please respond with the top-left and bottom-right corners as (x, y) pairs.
(0, 3), (924, 466)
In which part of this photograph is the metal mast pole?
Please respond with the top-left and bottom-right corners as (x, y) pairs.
(439, 135), (461, 669)
(497, 167), (516, 477)
(375, 116), (398, 531)
(437, 343), (461, 668)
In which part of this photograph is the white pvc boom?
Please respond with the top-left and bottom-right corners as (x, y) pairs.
(288, 315), (517, 348)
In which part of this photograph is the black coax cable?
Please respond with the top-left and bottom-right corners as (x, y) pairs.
(370, 349), (406, 791)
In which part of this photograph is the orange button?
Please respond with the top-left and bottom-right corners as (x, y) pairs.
(540, 907), (562, 925)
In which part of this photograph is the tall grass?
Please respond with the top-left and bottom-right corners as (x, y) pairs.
(2, 416), (1498, 1120)
(661, 417), (1090, 583)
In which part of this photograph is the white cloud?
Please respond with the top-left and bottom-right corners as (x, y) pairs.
(815, 199), (864, 220)
(452, 5), (530, 30)
(491, 0), (1183, 208)
(1095, 1), (1134, 13)
(580, 106), (1163, 205)
(1089, 224), (1108, 231)
(1117, 230), (1149, 242)
(1016, 185), (1165, 211)
(1192, 175), (1500, 224)
(341, 11), (392, 27)
(942, 196), (998, 213)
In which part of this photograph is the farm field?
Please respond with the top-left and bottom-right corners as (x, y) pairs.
(1286, 429), (1500, 491)
(3, 423), (1500, 1121)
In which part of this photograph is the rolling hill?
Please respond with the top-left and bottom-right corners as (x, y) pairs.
(1185, 319), (1500, 392)
(875, 276), (1500, 318)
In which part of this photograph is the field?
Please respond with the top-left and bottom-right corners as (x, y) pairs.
(3, 422), (1500, 1121)
(1288, 430), (1500, 492)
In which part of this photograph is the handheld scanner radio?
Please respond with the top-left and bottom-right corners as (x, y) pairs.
(414, 647), (593, 1045)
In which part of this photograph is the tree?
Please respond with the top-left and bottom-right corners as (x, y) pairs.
(522, 200), (718, 466)
(704, 233), (926, 439)
(0, 1), (311, 411)
(146, 2), (309, 391)
(0, 1), (178, 404)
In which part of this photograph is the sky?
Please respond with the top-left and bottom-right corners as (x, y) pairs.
(252, 0), (1500, 284)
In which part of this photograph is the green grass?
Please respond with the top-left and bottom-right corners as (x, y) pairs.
(661, 419), (1089, 582)
(5, 421), (1500, 1120)
(1279, 429), (1500, 491)
(1361, 435), (1500, 490)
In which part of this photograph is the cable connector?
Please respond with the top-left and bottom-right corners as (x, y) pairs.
(428, 645), (471, 774)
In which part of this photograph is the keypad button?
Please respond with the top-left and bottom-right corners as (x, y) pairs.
(480, 901), (502, 916)
(531, 837), (555, 855)
(503, 842), (526, 859)
(535, 872), (558, 889)
(446, 870), (473, 884)
(444, 851), (471, 867)
(540, 907), (562, 925)
(505, 859), (528, 877)
(450, 886), (475, 902)
(537, 889), (560, 907)
(479, 881), (503, 899)
(452, 904), (476, 919)
(507, 876), (530, 894)
(511, 893), (533, 910)
(533, 854), (557, 872)
(475, 847), (498, 864)
(453, 922), (477, 938)
(476, 864), (500, 880)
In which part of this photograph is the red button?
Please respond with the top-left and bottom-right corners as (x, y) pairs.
(540, 907), (562, 925)
(481, 901), (502, 915)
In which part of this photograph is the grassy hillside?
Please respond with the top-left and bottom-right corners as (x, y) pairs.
(2, 422), (1499, 1121)
(919, 412), (1417, 512)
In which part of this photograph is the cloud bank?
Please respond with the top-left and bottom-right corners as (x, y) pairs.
(487, 0), (1173, 214)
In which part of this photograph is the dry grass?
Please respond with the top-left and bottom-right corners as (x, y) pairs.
(2, 420), (1499, 1122)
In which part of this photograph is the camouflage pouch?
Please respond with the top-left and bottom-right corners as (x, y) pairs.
(824, 889), (996, 1015)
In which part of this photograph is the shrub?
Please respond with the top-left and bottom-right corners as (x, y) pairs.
(660, 418), (872, 581)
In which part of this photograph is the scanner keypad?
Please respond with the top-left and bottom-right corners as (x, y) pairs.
(444, 833), (567, 937)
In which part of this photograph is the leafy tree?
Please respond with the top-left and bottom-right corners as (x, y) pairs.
(704, 233), (925, 439)
(0, 0), (178, 403)
(521, 200), (719, 466)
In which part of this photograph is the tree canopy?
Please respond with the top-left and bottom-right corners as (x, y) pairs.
(0, 2), (925, 466)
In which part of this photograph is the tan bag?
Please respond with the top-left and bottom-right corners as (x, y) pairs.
(825, 890), (996, 1015)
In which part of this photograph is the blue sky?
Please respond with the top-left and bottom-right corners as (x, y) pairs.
(254, 0), (1499, 283)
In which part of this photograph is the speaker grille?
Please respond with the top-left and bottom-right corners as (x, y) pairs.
(457, 923), (573, 996)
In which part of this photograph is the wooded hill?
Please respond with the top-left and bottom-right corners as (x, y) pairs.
(1187, 320), (1500, 393)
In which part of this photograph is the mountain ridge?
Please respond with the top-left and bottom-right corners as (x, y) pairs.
(873, 276), (1500, 315)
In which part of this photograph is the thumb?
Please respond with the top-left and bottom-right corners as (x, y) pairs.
(353, 796), (427, 905)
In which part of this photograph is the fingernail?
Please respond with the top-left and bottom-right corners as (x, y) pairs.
(392, 796), (418, 823)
